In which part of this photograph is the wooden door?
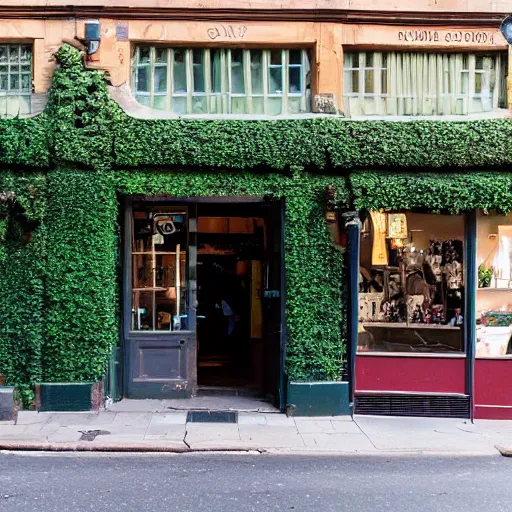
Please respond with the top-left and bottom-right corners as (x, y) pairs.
(123, 199), (197, 399)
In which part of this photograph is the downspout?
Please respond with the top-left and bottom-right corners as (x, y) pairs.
(342, 211), (361, 415)
(465, 211), (477, 422)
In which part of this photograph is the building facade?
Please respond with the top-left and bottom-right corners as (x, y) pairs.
(0, 0), (511, 417)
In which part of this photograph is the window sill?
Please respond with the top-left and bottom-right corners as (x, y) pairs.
(345, 109), (510, 122)
(356, 351), (466, 358)
(110, 84), (337, 121)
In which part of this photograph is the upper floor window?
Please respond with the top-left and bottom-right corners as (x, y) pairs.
(0, 44), (32, 117)
(343, 51), (508, 117)
(132, 46), (311, 116)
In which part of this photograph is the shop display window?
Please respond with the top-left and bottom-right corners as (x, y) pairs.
(131, 206), (188, 332)
(476, 212), (512, 358)
(358, 211), (465, 353)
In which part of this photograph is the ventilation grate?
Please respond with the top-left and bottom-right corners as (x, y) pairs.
(355, 394), (470, 418)
(186, 410), (238, 423)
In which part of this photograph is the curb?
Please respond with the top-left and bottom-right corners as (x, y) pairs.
(495, 445), (512, 457)
(0, 441), (266, 454)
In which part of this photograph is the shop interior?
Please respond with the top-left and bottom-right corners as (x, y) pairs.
(196, 204), (268, 391)
(358, 211), (465, 353)
(476, 212), (512, 358)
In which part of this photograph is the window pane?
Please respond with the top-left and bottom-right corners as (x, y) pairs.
(381, 70), (388, 94)
(9, 74), (19, 91)
(365, 52), (374, 67)
(20, 46), (31, 63)
(154, 67), (167, 93)
(351, 70), (359, 93)
(289, 67), (301, 93)
(475, 56), (484, 70)
(139, 47), (150, 64)
(155, 48), (168, 64)
(365, 70), (374, 93)
(475, 73), (482, 94)
(132, 208), (188, 332)
(270, 50), (282, 66)
(136, 67), (149, 92)
(172, 96), (187, 114)
(250, 51), (263, 94)
(192, 96), (207, 113)
(358, 212), (465, 353)
(173, 50), (187, 93)
(269, 67), (283, 94)
(382, 53), (388, 67)
(211, 50), (223, 93)
(8, 45), (19, 63)
(21, 74), (31, 92)
(477, 212), (512, 357)
(0, 47), (7, 64)
(0, 74), (7, 90)
(193, 50), (205, 93)
(230, 49), (245, 94)
(289, 50), (301, 65)
(153, 95), (167, 110)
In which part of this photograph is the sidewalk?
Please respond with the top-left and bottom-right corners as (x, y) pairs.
(1, 399), (512, 456)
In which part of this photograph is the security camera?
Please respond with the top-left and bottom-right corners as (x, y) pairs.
(84, 20), (101, 55)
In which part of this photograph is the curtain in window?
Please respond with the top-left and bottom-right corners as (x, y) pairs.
(344, 51), (506, 117)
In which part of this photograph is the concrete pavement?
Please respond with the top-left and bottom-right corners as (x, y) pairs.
(2, 399), (512, 455)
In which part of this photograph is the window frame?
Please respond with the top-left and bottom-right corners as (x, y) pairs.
(0, 43), (33, 117)
(131, 46), (311, 116)
(343, 50), (508, 117)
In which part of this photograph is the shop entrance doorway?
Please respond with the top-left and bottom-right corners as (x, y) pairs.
(196, 203), (283, 401)
(122, 198), (285, 409)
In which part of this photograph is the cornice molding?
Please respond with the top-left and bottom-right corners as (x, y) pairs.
(0, 7), (507, 27)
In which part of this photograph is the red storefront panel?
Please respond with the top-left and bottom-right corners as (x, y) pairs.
(356, 355), (466, 394)
(474, 359), (512, 420)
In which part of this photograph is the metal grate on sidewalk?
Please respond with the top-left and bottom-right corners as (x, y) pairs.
(186, 410), (238, 423)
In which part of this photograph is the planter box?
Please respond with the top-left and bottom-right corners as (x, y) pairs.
(36, 382), (103, 412)
(0, 386), (15, 421)
(286, 381), (351, 417)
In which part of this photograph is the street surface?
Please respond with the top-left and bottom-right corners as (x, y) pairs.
(0, 453), (510, 512)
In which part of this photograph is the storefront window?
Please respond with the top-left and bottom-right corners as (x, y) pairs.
(476, 212), (512, 357)
(358, 212), (465, 353)
(131, 207), (188, 331)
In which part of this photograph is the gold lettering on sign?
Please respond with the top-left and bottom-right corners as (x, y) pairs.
(207, 25), (247, 40)
(398, 30), (497, 44)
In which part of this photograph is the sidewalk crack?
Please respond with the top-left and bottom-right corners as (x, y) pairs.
(183, 425), (190, 449)
(353, 419), (378, 450)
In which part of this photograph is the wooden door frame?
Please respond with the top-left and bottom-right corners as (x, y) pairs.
(122, 197), (198, 398)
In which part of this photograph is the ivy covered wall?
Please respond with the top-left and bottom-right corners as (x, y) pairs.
(1, 44), (512, 402)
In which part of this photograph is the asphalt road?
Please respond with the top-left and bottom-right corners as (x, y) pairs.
(0, 452), (510, 512)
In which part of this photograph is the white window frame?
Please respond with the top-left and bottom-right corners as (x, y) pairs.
(0, 44), (32, 117)
(343, 50), (508, 117)
(132, 46), (311, 116)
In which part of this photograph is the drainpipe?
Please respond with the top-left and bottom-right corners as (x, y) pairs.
(342, 211), (361, 415)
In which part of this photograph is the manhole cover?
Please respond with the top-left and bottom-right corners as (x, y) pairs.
(186, 411), (238, 423)
(78, 430), (110, 441)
